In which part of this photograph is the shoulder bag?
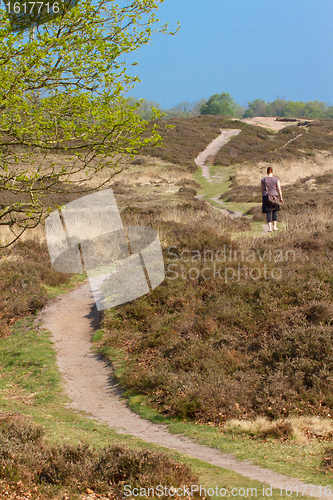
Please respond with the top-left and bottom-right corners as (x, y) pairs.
(264, 178), (280, 209)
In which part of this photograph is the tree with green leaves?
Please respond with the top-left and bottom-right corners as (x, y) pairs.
(268, 97), (287, 117)
(243, 98), (268, 118)
(200, 92), (237, 117)
(128, 97), (161, 120)
(0, 0), (178, 247)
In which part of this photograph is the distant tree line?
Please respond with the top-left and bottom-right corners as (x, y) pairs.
(128, 97), (206, 119)
(129, 93), (333, 120)
(242, 97), (333, 119)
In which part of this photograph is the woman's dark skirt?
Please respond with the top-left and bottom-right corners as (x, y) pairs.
(262, 194), (280, 213)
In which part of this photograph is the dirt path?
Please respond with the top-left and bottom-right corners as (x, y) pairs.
(210, 196), (244, 218)
(40, 285), (328, 498)
(194, 129), (248, 219)
(194, 129), (270, 234)
(194, 129), (241, 181)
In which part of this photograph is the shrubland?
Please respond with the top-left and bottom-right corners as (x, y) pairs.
(2, 116), (333, 427)
(98, 198), (333, 423)
(1, 116), (333, 491)
(0, 316), (200, 499)
(141, 116), (239, 168)
(0, 240), (71, 335)
(0, 417), (196, 499)
(215, 119), (333, 166)
(92, 117), (333, 425)
(144, 117), (333, 168)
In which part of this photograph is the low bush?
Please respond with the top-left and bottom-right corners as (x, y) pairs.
(220, 185), (261, 203)
(95, 445), (194, 488)
(141, 117), (251, 169)
(215, 120), (333, 166)
(322, 447), (333, 474)
(0, 240), (71, 326)
(259, 423), (293, 440)
(143, 116), (333, 169)
(0, 418), (197, 497)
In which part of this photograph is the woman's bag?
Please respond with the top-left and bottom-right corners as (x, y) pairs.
(264, 179), (280, 209)
(267, 193), (280, 209)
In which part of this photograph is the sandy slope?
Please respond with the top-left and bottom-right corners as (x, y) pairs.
(236, 116), (306, 132)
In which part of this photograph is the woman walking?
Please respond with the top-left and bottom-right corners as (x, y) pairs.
(261, 166), (284, 232)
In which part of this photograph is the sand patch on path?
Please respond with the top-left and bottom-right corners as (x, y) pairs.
(235, 116), (310, 132)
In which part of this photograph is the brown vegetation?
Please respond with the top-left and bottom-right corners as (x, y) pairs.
(2, 115), (333, 428)
(225, 416), (333, 443)
(0, 241), (71, 329)
(143, 116), (333, 170)
(216, 119), (333, 166)
(141, 116), (246, 169)
(0, 417), (197, 499)
(97, 154), (333, 423)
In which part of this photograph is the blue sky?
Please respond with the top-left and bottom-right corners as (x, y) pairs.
(126, 0), (333, 109)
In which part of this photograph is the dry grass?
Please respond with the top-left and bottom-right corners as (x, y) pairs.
(0, 154), (194, 247)
(283, 204), (333, 238)
(3, 150), (122, 188)
(155, 204), (250, 247)
(159, 205), (230, 230)
(234, 154), (333, 187)
(114, 167), (191, 195)
(225, 416), (333, 443)
(116, 157), (190, 183)
(0, 225), (46, 247)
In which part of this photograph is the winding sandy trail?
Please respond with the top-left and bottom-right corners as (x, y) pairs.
(194, 129), (246, 219)
(40, 284), (328, 498)
(194, 129), (241, 181)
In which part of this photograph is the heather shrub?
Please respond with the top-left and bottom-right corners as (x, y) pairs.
(38, 443), (96, 486)
(141, 116), (243, 169)
(322, 448), (333, 473)
(0, 260), (48, 318)
(215, 119), (333, 166)
(0, 319), (10, 337)
(0, 420), (45, 483)
(99, 181), (333, 423)
(259, 423), (293, 440)
(0, 240), (71, 324)
(0, 419), (197, 496)
(2, 420), (44, 443)
(95, 445), (194, 487)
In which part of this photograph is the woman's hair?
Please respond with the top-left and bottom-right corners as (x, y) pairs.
(267, 166), (273, 174)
